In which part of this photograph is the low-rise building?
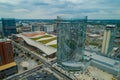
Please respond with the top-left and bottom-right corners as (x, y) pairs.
(0, 39), (18, 79)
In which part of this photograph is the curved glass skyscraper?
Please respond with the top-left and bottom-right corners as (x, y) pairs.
(56, 16), (87, 71)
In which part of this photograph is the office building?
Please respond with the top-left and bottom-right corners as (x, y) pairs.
(0, 22), (2, 33)
(21, 26), (32, 32)
(44, 24), (54, 33)
(31, 23), (41, 32)
(0, 22), (3, 37)
(101, 25), (116, 56)
(57, 16), (88, 71)
(1, 18), (17, 37)
(32, 25), (40, 32)
(40, 24), (45, 31)
(0, 39), (14, 65)
(0, 39), (18, 79)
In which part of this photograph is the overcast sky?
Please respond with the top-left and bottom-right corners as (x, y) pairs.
(0, 0), (120, 19)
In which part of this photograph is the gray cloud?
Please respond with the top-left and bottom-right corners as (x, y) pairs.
(0, 0), (120, 19)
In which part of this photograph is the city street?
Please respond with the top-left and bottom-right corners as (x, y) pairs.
(5, 41), (72, 80)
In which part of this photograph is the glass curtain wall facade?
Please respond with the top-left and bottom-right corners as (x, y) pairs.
(56, 16), (87, 70)
(1, 18), (17, 37)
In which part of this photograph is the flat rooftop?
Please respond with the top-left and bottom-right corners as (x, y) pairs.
(85, 51), (120, 66)
(85, 50), (120, 75)
(92, 54), (120, 67)
(0, 62), (16, 71)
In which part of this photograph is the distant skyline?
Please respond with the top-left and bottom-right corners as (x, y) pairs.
(0, 0), (120, 19)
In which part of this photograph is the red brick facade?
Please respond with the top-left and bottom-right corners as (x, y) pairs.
(0, 41), (14, 66)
